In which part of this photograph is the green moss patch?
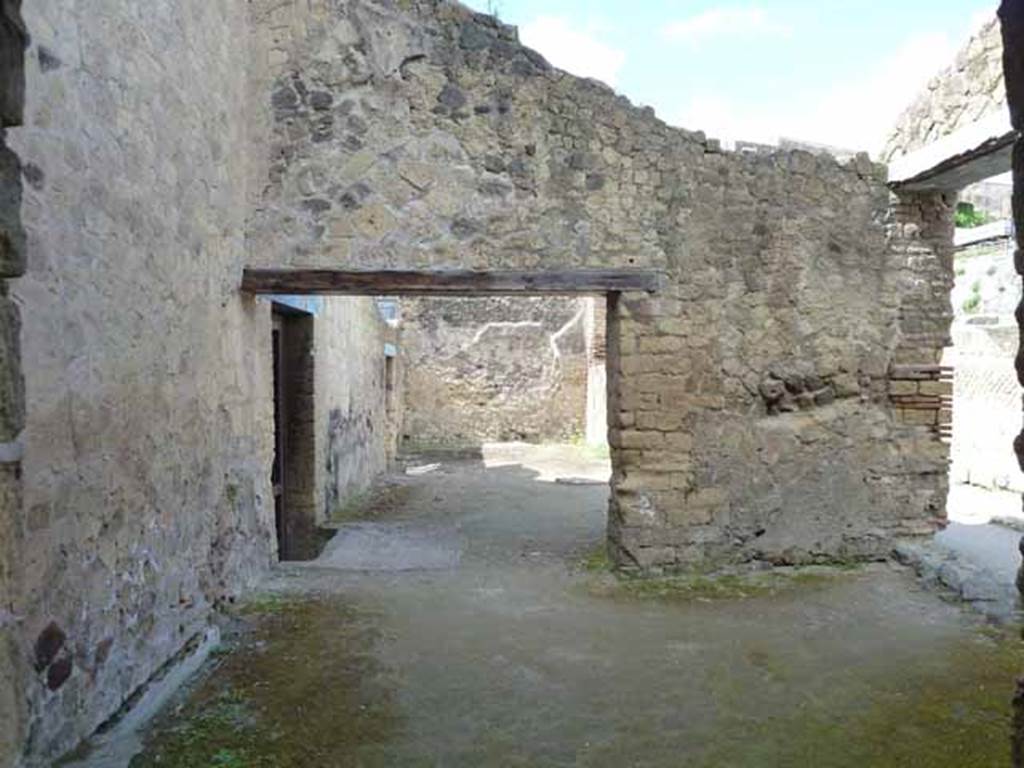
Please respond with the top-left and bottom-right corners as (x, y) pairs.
(690, 629), (1024, 767)
(584, 565), (859, 603)
(577, 543), (613, 573)
(132, 598), (397, 767)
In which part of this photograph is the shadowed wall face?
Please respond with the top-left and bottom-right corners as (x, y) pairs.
(0, 3), (25, 767)
(996, 1), (1024, 761)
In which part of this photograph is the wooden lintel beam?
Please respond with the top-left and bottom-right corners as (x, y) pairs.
(889, 129), (1018, 192)
(241, 268), (665, 296)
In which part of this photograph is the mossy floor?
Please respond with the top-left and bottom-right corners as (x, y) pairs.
(689, 628), (1023, 768)
(127, 447), (1024, 767)
(131, 598), (398, 767)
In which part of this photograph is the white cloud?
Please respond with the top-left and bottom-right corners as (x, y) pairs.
(669, 31), (960, 156)
(519, 16), (626, 87)
(798, 31), (959, 153)
(662, 7), (792, 45)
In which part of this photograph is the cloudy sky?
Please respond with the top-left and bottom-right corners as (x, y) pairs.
(463, 1), (998, 156)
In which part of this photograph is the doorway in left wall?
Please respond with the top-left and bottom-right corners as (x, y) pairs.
(271, 304), (316, 560)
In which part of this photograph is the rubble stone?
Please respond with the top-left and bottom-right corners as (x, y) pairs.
(248, 0), (952, 572)
(883, 17), (1006, 162)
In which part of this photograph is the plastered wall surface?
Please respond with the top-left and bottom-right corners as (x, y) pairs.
(8, 2), (277, 761)
(314, 296), (395, 520)
(8, 5), (403, 761)
(400, 297), (588, 448)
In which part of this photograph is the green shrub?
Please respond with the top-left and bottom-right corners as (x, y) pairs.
(962, 293), (981, 314)
(955, 202), (990, 228)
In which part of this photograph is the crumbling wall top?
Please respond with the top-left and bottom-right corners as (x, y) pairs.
(883, 17), (1006, 163)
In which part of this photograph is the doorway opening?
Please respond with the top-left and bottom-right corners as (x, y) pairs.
(938, 170), (1022, 582)
(271, 303), (316, 560)
(398, 294), (608, 456)
(245, 268), (659, 567)
(321, 291), (614, 571)
(944, 172), (1021, 522)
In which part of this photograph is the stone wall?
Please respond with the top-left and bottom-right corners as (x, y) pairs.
(889, 191), (957, 368)
(0, 2), (26, 766)
(400, 297), (588, 448)
(314, 297), (396, 518)
(9, 3), (271, 761)
(248, 0), (952, 570)
(0, 0), (974, 761)
(6, 4), (398, 764)
(883, 17), (1006, 162)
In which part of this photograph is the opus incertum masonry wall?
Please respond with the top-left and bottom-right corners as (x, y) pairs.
(7, 3), (402, 762)
(883, 17), (1007, 163)
(249, 0), (951, 569)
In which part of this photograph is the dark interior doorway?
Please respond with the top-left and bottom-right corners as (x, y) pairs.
(271, 304), (316, 560)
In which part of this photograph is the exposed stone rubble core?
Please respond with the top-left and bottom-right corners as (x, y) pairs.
(400, 297), (589, 447)
(883, 17), (1007, 163)
(250, 0), (951, 570)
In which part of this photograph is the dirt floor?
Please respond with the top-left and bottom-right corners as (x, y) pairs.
(80, 444), (1024, 767)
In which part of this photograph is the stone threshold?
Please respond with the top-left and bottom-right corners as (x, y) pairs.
(894, 541), (1022, 623)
